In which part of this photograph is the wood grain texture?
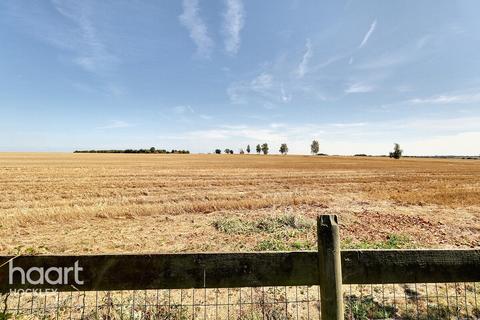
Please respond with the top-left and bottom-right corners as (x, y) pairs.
(0, 252), (318, 292)
(1, 249), (479, 292)
(342, 249), (480, 284)
(317, 215), (344, 320)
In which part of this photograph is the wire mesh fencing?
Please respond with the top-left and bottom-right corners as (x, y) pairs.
(344, 282), (480, 320)
(1, 282), (479, 319)
(1, 286), (322, 320)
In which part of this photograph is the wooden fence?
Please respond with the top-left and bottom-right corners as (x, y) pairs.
(1, 215), (479, 319)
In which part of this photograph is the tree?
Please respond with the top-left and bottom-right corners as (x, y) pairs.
(246, 145), (251, 154)
(279, 143), (288, 155)
(215, 149), (221, 154)
(311, 140), (319, 155)
(261, 143), (269, 155)
(389, 143), (403, 159)
(224, 148), (231, 154)
(239, 149), (245, 154)
(150, 147), (156, 153)
(229, 150), (234, 154)
(256, 144), (261, 154)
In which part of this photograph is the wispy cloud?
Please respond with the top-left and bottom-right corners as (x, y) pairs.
(409, 92), (480, 104)
(52, 0), (118, 73)
(309, 53), (350, 73)
(345, 82), (375, 93)
(281, 84), (292, 102)
(179, 0), (214, 58)
(169, 124), (299, 142)
(226, 85), (246, 104)
(297, 38), (313, 78)
(329, 122), (367, 128)
(173, 105), (195, 114)
(98, 120), (132, 129)
(223, 0), (245, 55)
(228, 72), (291, 106)
(169, 105), (213, 122)
(199, 114), (213, 120)
(356, 54), (406, 70)
(105, 84), (125, 97)
(251, 73), (273, 91)
(359, 19), (377, 49)
(416, 35), (431, 50)
(228, 73), (271, 103)
(356, 34), (432, 71)
(7, 1), (119, 74)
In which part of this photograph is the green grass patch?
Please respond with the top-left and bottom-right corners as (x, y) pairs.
(212, 217), (256, 234)
(347, 295), (460, 320)
(345, 295), (396, 319)
(254, 230), (316, 251)
(402, 304), (454, 320)
(254, 239), (289, 251)
(342, 234), (413, 249)
(266, 214), (314, 230)
(0, 313), (12, 320)
(213, 214), (315, 251)
(213, 214), (314, 235)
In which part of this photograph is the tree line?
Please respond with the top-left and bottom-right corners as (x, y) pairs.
(215, 140), (320, 156)
(73, 142), (404, 158)
(74, 147), (190, 154)
(215, 141), (404, 159)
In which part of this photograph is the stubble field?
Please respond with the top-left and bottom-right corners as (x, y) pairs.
(1, 153), (479, 254)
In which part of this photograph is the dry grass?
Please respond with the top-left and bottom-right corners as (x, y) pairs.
(0, 153), (479, 254)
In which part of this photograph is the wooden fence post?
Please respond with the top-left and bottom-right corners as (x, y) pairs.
(317, 214), (344, 320)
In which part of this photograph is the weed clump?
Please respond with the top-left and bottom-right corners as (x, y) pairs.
(213, 214), (314, 235)
(345, 295), (396, 319)
(342, 234), (413, 249)
(212, 218), (255, 234)
(213, 214), (316, 251)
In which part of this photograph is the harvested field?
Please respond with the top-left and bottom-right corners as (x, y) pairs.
(0, 153), (479, 254)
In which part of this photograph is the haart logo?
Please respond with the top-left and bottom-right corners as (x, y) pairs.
(9, 260), (84, 286)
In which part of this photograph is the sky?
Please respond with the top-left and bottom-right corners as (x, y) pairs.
(1, 0), (479, 155)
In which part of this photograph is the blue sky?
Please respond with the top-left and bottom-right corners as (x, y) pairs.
(1, 0), (479, 155)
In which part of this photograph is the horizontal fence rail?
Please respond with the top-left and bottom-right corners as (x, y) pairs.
(1, 249), (480, 293)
